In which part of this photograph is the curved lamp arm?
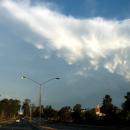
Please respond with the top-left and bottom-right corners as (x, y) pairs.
(40, 77), (60, 86)
(21, 76), (41, 86)
(21, 76), (60, 87)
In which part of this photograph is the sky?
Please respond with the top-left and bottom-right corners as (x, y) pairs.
(0, 0), (130, 109)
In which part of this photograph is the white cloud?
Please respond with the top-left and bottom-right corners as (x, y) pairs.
(34, 43), (44, 49)
(1, 0), (130, 80)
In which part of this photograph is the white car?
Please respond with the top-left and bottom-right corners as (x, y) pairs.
(16, 119), (20, 122)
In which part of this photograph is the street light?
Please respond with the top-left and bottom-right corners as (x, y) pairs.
(21, 75), (60, 125)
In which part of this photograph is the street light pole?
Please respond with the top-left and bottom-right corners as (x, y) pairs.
(39, 85), (42, 125)
(21, 75), (60, 125)
(29, 103), (32, 122)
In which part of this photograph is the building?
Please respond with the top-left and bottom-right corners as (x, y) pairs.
(95, 104), (105, 117)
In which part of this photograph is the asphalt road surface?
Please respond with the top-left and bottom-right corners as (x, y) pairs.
(0, 121), (40, 130)
(1, 121), (129, 130)
(48, 123), (130, 130)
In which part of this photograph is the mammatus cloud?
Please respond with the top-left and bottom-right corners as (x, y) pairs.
(1, 0), (130, 80)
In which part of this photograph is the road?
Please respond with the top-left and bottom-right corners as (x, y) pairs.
(0, 120), (40, 130)
(48, 123), (130, 130)
(1, 121), (130, 130)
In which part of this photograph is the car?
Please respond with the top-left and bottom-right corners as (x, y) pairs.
(16, 119), (20, 122)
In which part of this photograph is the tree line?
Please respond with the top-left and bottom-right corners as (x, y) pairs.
(22, 91), (130, 125)
(0, 92), (130, 125)
(0, 99), (20, 120)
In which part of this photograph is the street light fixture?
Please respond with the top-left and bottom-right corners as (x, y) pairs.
(21, 75), (60, 125)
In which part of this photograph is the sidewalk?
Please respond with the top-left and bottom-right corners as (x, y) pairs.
(0, 119), (15, 125)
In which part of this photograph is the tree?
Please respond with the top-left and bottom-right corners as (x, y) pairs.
(71, 104), (82, 123)
(8, 99), (21, 117)
(100, 94), (117, 125)
(58, 106), (72, 122)
(122, 92), (130, 120)
(0, 98), (21, 118)
(44, 105), (58, 120)
(122, 92), (130, 111)
(22, 99), (30, 117)
(32, 106), (40, 117)
(0, 99), (9, 117)
(85, 109), (98, 124)
(101, 95), (113, 115)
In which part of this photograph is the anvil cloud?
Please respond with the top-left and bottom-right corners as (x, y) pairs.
(1, 0), (130, 80)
